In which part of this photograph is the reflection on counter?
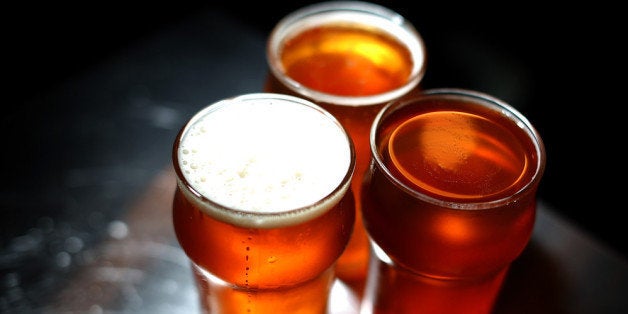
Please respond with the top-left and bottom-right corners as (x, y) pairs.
(14, 167), (623, 314)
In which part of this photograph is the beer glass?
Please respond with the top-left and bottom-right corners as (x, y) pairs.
(172, 93), (356, 313)
(361, 88), (546, 314)
(265, 1), (427, 292)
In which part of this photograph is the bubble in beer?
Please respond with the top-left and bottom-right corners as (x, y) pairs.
(177, 95), (351, 214)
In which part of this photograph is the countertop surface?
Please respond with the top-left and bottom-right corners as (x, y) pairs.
(3, 2), (626, 313)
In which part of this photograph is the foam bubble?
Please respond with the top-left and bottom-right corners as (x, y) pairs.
(177, 94), (352, 217)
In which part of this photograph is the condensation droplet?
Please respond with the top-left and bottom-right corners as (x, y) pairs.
(88, 304), (103, 314)
(56, 251), (71, 268)
(107, 220), (129, 239)
(65, 236), (84, 253)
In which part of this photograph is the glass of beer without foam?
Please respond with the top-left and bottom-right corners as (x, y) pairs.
(265, 1), (427, 294)
(172, 93), (356, 313)
(361, 88), (546, 314)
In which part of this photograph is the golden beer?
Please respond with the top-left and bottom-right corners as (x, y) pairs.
(172, 93), (356, 313)
(265, 1), (426, 293)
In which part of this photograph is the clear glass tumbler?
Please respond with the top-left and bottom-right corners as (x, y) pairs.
(265, 1), (427, 294)
(361, 88), (546, 314)
(172, 93), (356, 313)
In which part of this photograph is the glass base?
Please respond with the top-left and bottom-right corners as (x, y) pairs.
(191, 263), (360, 314)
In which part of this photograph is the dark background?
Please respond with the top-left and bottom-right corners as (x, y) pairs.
(8, 1), (621, 254)
(2, 0), (624, 311)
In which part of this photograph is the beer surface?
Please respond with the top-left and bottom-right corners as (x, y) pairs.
(280, 24), (414, 96)
(388, 110), (530, 200)
(177, 96), (351, 218)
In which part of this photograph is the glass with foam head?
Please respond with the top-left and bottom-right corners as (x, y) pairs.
(265, 1), (427, 293)
(361, 88), (546, 314)
(172, 93), (356, 313)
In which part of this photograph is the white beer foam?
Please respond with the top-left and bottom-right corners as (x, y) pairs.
(177, 94), (352, 223)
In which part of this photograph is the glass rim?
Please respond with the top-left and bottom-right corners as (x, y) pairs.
(266, 1), (427, 106)
(173, 93), (356, 228)
(369, 88), (547, 210)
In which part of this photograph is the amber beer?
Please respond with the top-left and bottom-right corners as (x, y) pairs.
(265, 1), (426, 291)
(361, 89), (546, 314)
(172, 94), (356, 313)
